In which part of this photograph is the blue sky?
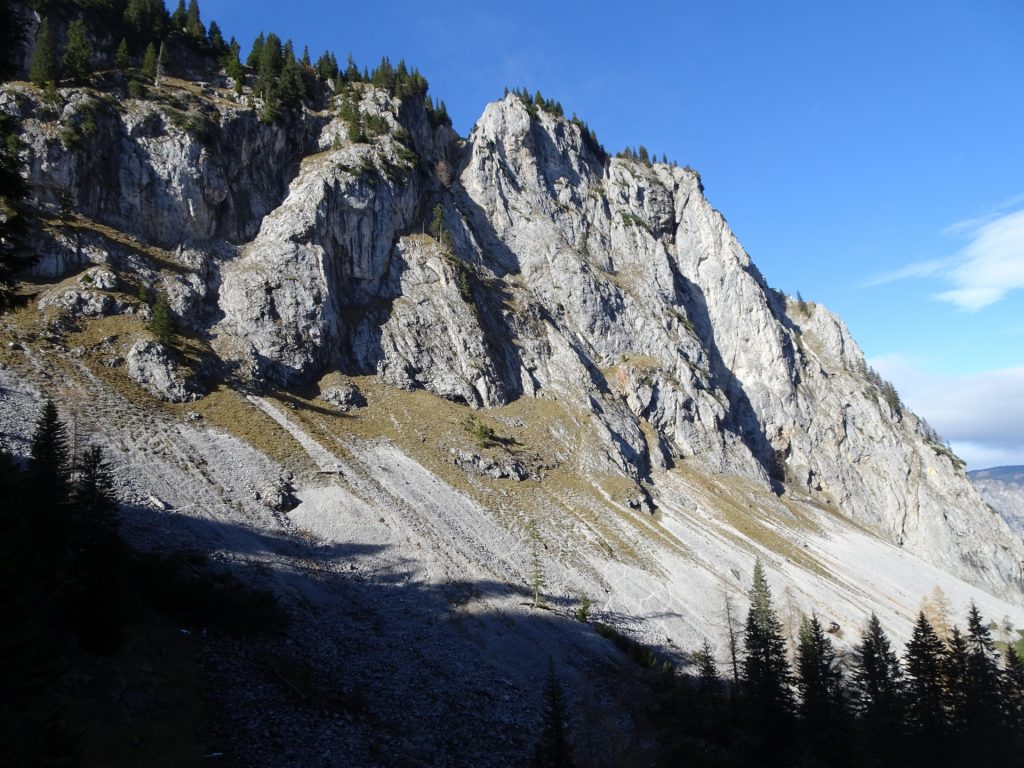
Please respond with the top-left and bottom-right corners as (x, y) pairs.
(193, 1), (1024, 467)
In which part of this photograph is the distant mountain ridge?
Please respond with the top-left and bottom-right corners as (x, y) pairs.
(970, 466), (1024, 484)
(970, 466), (1024, 541)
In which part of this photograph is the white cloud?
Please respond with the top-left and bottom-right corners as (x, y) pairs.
(941, 192), (1024, 236)
(870, 354), (1024, 470)
(862, 257), (951, 287)
(866, 206), (1024, 310)
(936, 209), (1024, 310)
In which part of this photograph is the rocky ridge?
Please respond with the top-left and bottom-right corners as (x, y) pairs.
(2, 67), (1022, 600)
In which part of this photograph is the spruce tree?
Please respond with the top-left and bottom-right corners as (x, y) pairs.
(247, 31), (265, 69)
(114, 37), (130, 71)
(849, 612), (903, 724)
(533, 661), (575, 768)
(74, 445), (118, 538)
(141, 41), (158, 83)
(695, 638), (721, 698)
(225, 40), (243, 92)
(944, 626), (970, 735)
(69, 442), (126, 652)
(149, 291), (176, 345)
(962, 603), (1003, 740)
(171, 0), (187, 29)
(62, 19), (94, 84)
(207, 21), (226, 55)
(903, 611), (948, 739)
(849, 612), (904, 764)
(1002, 646), (1024, 730)
(28, 398), (70, 498)
(429, 203), (450, 248)
(29, 18), (57, 85)
(123, 0), (168, 48)
(185, 0), (205, 42)
(796, 614), (842, 720)
(742, 560), (793, 728)
(27, 397), (73, 554)
(256, 32), (283, 98)
(796, 614), (847, 761)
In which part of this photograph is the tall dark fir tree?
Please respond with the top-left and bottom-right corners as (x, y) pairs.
(849, 612), (904, 763)
(903, 612), (948, 744)
(741, 559), (793, 754)
(796, 613), (847, 760)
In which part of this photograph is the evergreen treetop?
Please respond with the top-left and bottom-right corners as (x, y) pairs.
(62, 19), (95, 84)
(849, 612), (902, 722)
(742, 559), (793, 714)
(29, 17), (57, 85)
(904, 611), (949, 737)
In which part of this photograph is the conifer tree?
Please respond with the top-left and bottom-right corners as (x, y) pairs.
(185, 0), (205, 42)
(207, 20), (226, 54)
(695, 638), (721, 698)
(962, 603), (1002, 737)
(149, 290), (176, 345)
(849, 612), (904, 764)
(903, 611), (948, 739)
(247, 31), (265, 69)
(429, 203), (450, 249)
(345, 53), (360, 81)
(944, 626), (970, 734)
(141, 41), (158, 82)
(74, 444), (118, 538)
(62, 19), (94, 84)
(920, 585), (954, 642)
(796, 614), (847, 760)
(29, 18), (57, 85)
(225, 39), (243, 92)
(742, 560), (793, 719)
(796, 614), (842, 720)
(68, 442), (126, 652)
(171, 0), (187, 29)
(114, 37), (130, 71)
(28, 398), (70, 497)
(849, 612), (903, 724)
(1002, 647), (1024, 730)
(26, 397), (72, 555)
(123, 0), (168, 48)
(533, 661), (575, 767)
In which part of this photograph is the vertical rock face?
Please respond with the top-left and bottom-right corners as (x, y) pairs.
(6, 78), (1023, 598)
(453, 96), (1023, 593)
(971, 468), (1024, 540)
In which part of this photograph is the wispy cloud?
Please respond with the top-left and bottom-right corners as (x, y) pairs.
(862, 257), (952, 287)
(942, 192), (1024, 236)
(865, 204), (1024, 311)
(935, 209), (1024, 310)
(871, 354), (1024, 469)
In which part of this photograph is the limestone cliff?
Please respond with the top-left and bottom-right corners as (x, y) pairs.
(2, 72), (1022, 603)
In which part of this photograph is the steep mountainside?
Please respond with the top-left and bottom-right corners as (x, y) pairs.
(3, 4), (1024, 763)
(971, 466), (1024, 539)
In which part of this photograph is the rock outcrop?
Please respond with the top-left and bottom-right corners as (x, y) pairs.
(126, 339), (203, 402)
(971, 467), (1024, 540)
(4, 77), (1022, 600)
